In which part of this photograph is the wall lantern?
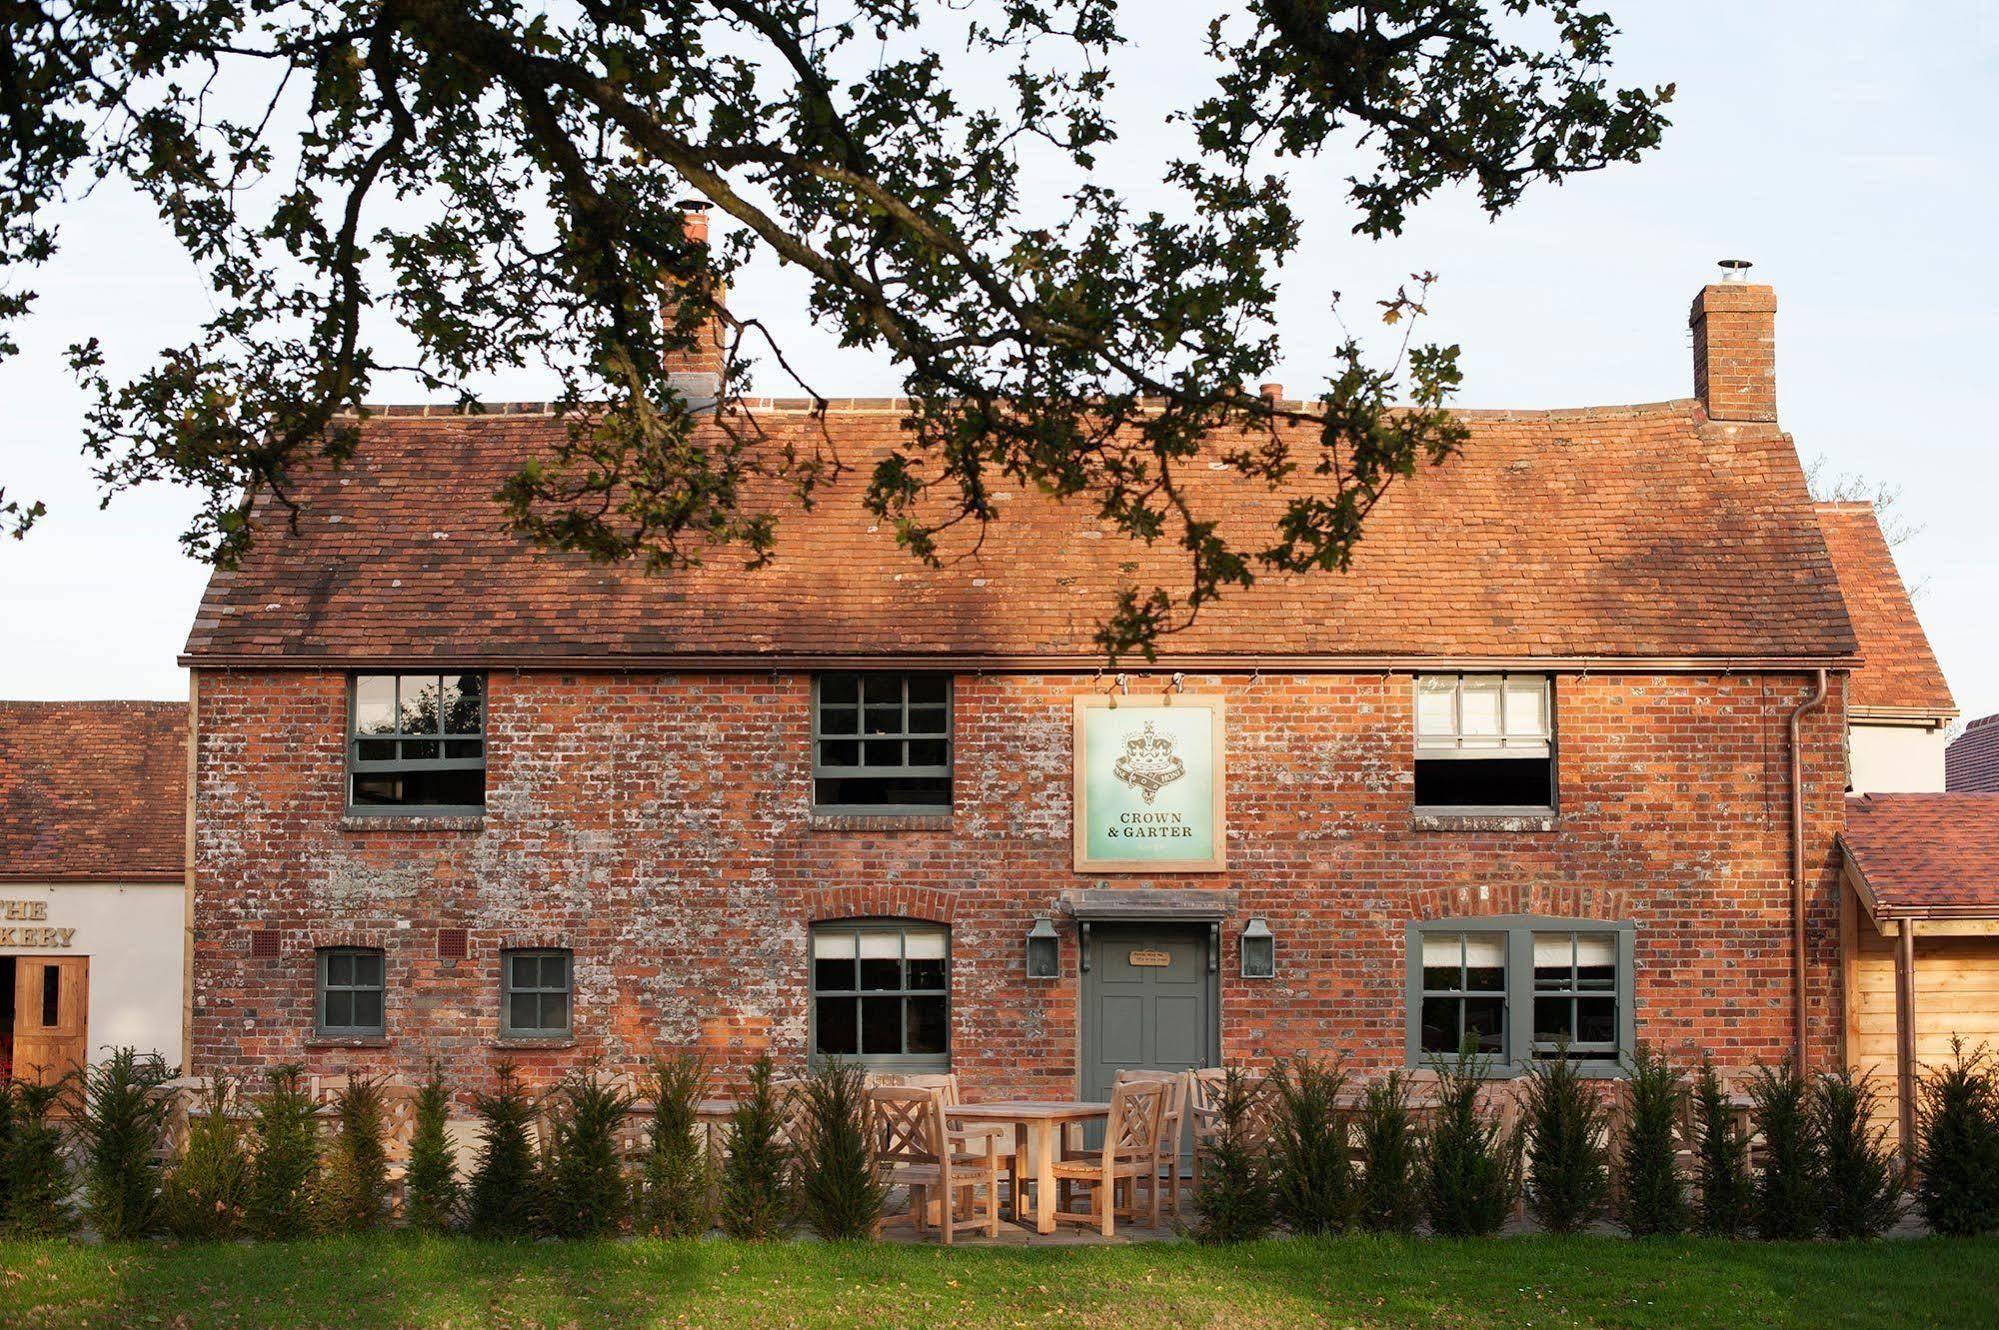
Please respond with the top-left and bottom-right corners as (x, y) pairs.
(1025, 917), (1061, 980)
(1240, 917), (1276, 979)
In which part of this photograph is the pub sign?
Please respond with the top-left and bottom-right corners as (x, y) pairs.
(1072, 695), (1226, 873)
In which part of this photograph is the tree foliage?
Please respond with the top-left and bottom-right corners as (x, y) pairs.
(1914, 1039), (1999, 1237)
(75, 1047), (171, 1240)
(1614, 1043), (1687, 1237)
(0, 1), (1668, 656)
(403, 1064), (463, 1233)
(245, 1064), (322, 1240)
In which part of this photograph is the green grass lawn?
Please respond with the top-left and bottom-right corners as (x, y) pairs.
(1, 1233), (1995, 1328)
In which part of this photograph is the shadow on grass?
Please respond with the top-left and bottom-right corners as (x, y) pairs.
(3, 1232), (1998, 1328)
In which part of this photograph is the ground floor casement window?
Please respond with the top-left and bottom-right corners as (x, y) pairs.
(1405, 916), (1634, 1073)
(316, 947), (385, 1038)
(502, 949), (572, 1039)
(810, 921), (949, 1070)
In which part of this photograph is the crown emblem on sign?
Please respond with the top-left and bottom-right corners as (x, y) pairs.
(1112, 721), (1185, 804)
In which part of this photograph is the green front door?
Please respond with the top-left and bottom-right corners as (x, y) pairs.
(1080, 924), (1218, 1109)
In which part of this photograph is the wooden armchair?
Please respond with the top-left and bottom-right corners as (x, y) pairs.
(1051, 1079), (1165, 1236)
(875, 1072), (1018, 1217)
(867, 1086), (1001, 1244)
(1115, 1068), (1192, 1218)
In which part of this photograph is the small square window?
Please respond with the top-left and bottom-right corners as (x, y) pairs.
(501, 948), (572, 1039)
(813, 675), (953, 812)
(1413, 674), (1555, 810)
(316, 947), (386, 1038)
(349, 672), (487, 812)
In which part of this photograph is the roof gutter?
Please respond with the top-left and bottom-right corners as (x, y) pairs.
(1789, 667), (1830, 1073)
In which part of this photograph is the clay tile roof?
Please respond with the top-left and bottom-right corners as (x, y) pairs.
(0, 702), (186, 882)
(1841, 794), (1999, 917)
(181, 398), (1858, 665)
(1814, 503), (1955, 714)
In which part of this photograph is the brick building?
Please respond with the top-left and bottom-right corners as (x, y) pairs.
(183, 278), (1863, 1098)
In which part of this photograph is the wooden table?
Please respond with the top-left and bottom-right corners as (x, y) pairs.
(949, 1101), (1110, 1234)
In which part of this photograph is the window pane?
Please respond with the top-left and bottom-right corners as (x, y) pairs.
(1504, 677), (1547, 738)
(1415, 677), (1457, 738)
(1534, 932), (1573, 986)
(905, 930), (946, 990)
(1534, 996), (1575, 1044)
(906, 996), (948, 1055)
(353, 988), (383, 1032)
(819, 706), (858, 736)
(541, 993), (570, 1031)
(820, 675), (858, 706)
(1464, 997), (1505, 1054)
(860, 997), (902, 1054)
(445, 739), (483, 760)
(1459, 678), (1503, 740)
(813, 931), (856, 990)
(907, 739), (948, 769)
(862, 739), (903, 767)
(443, 674), (484, 734)
(858, 932), (901, 991)
(1420, 933), (1462, 990)
(1419, 997), (1459, 1054)
(863, 675), (903, 705)
(1577, 998), (1617, 1045)
(906, 676), (947, 706)
(357, 739), (397, 762)
(1575, 934), (1617, 990)
(816, 998), (858, 1055)
(355, 676), (397, 735)
(401, 739), (439, 761)
(1464, 933), (1506, 991)
(511, 954), (537, 989)
(328, 952), (353, 986)
(545, 954), (570, 991)
(400, 676), (442, 734)
(863, 706), (902, 736)
(819, 739), (860, 768)
(325, 991), (353, 1029)
(907, 705), (948, 735)
(509, 992), (538, 1032)
(355, 952), (383, 988)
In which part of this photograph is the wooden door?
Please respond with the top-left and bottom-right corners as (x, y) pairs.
(13, 956), (88, 1085)
(1080, 925), (1216, 1156)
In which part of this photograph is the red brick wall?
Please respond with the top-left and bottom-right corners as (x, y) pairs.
(189, 668), (1848, 1095)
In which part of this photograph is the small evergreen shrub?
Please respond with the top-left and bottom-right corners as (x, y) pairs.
(637, 1053), (712, 1237)
(245, 1065), (321, 1239)
(1270, 1053), (1353, 1235)
(158, 1078), (249, 1240)
(3, 1077), (76, 1236)
(76, 1047), (171, 1240)
(1748, 1058), (1819, 1240)
(1616, 1044), (1688, 1236)
(1422, 1046), (1521, 1238)
(467, 1064), (542, 1239)
(543, 1072), (634, 1238)
(1191, 1066), (1276, 1244)
(798, 1060), (884, 1241)
(1522, 1049), (1608, 1234)
(1914, 1039), (1999, 1236)
(320, 1075), (391, 1232)
(1692, 1058), (1751, 1238)
(403, 1065), (462, 1233)
(1813, 1067), (1902, 1239)
(1353, 1071), (1421, 1234)
(717, 1055), (791, 1240)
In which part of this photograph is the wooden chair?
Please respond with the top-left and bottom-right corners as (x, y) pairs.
(1115, 1068), (1192, 1218)
(1187, 1067), (1229, 1199)
(868, 1086), (1001, 1244)
(1051, 1079), (1165, 1236)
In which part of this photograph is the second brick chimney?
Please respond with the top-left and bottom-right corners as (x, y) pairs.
(1689, 279), (1778, 423)
(663, 201), (726, 406)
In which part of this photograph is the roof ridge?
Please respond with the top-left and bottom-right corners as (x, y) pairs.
(341, 396), (1706, 422)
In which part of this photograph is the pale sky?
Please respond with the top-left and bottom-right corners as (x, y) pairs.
(2, 2), (1994, 724)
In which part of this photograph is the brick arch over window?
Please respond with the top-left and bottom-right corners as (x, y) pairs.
(802, 884), (957, 925)
(1406, 881), (1639, 925)
(305, 930), (392, 952)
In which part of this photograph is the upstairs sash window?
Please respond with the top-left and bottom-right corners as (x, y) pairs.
(349, 673), (486, 811)
(812, 674), (952, 813)
(1414, 674), (1554, 810)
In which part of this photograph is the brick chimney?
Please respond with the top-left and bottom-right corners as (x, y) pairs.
(663, 201), (726, 406)
(1689, 276), (1777, 423)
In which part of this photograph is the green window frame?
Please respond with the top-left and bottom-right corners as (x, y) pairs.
(348, 672), (487, 814)
(316, 947), (386, 1038)
(811, 674), (952, 814)
(501, 949), (572, 1039)
(809, 920), (950, 1071)
(1404, 915), (1635, 1076)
